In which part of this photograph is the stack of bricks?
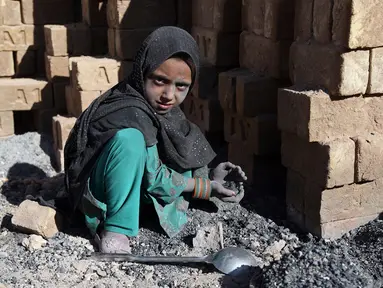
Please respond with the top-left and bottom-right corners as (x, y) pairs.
(279, 0), (383, 238)
(182, 0), (242, 142)
(0, 0), (74, 137)
(214, 0), (295, 187)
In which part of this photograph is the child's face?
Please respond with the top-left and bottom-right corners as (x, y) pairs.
(144, 57), (192, 114)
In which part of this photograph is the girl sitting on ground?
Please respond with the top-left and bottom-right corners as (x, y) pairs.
(64, 26), (247, 253)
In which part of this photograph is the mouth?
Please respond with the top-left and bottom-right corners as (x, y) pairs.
(156, 102), (173, 110)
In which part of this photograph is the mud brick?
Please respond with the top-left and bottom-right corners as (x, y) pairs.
(282, 132), (355, 188)
(67, 23), (92, 57)
(333, 0), (383, 49)
(313, 0), (332, 44)
(115, 28), (154, 60)
(305, 179), (383, 228)
(239, 31), (290, 79)
(223, 112), (238, 142)
(192, 27), (239, 67)
(264, 0), (295, 41)
(294, 0), (313, 42)
(52, 115), (76, 150)
(53, 81), (68, 112)
(218, 68), (249, 111)
(15, 49), (35, 77)
(236, 75), (284, 117)
(91, 28), (108, 56)
(0, 51), (14, 76)
(236, 114), (280, 155)
(108, 29), (116, 57)
(82, 0), (107, 27)
(0, 25), (42, 51)
(44, 25), (68, 56)
(192, 64), (226, 99)
(305, 214), (379, 239)
(71, 89), (101, 117)
(367, 47), (383, 94)
(242, 0), (265, 36)
(277, 87), (370, 142)
(54, 148), (65, 172)
(192, 0), (241, 32)
(177, 0), (192, 31)
(0, 78), (53, 111)
(118, 61), (133, 81)
(355, 133), (383, 182)
(72, 57), (120, 91)
(0, 111), (14, 137)
(290, 42), (369, 96)
(21, 0), (73, 25)
(107, 0), (176, 29)
(45, 54), (70, 82)
(4, 0), (22, 26)
(286, 169), (305, 227)
(65, 85), (74, 117)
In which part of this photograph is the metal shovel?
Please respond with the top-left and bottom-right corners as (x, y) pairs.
(89, 246), (261, 275)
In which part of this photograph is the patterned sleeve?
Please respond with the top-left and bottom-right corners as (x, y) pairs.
(143, 144), (189, 204)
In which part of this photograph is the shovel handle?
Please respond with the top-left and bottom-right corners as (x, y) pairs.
(90, 252), (209, 264)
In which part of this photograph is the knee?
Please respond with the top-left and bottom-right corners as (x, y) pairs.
(109, 128), (146, 156)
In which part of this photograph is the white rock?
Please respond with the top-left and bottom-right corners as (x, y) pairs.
(22, 234), (47, 251)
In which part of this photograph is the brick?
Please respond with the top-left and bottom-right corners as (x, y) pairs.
(52, 115), (76, 150)
(91, 27), (108, 56)
(183, 97), (223, 133)
(115, 28), (154, 60)
(52, 81), (68, 111)
(0, 51), (14, 76)
(0, 78), (53, 111)
(118, 61), (133, 81)
(367, 47), (383, 94)
(313, 0), (332, 44)
(305, 179), (383, 226)
(108, 28), (116, 57)
(0, 25), (43, 51)
(355, 133), (383, 182)
(0, 111), (14, 137)
(294, 0), (313, 42)
(290, 42), (369, 96)
(177, 0), (192, 32)
(15, 50), (35, 77)
(306, 214), (379, 239)
(81, 0), (107, 27)
(65, 85), (75, 117)
(236, 75), (283, 117)
(235, 114), (280, 155)
(4, 0), (22, 25)
(281, 132), (355, 188)
(192, 27), (239, 67)
(192, 65), (226, 99)
(107, 0), (176, 29)
(264, 0), (295, 41)
(277, 87), (370, 142)
(242, 0), (265, 35)
(68, 23), (92, 57)
(192, 0), (241, 32)
(54, 148), (65, 172)
(333, 0), (383, 49)
(223, 112), (238, 142)
(239, 31), (290, 79)
(11, 199), (63, 238)
(45, 54), (70, 82)
(72, 89), (101, 117)
(218, 68), (249, 111)
(72, 57), (120, 91)
(21, 0), (73, 25)
(44, 25), (68, 56)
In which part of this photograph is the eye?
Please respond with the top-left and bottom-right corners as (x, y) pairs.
(153, 78), (165, 86)
(176, 84), (189, 91)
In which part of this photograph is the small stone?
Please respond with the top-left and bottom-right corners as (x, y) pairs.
(96, 268), (107, 277)
(22, 234), (47, 251)
(263, 240), (286, 261)
(0, 252), (8, 258)
(192, 225), (220, 251)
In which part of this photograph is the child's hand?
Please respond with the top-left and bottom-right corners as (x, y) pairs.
(211, 181), (245, 203)
(210, 162), (247, 184)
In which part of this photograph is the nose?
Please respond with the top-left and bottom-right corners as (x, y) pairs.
(160, 85), (175, 102)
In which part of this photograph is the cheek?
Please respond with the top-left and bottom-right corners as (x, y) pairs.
(144, 82), (162, 101)
(175, 88), (190, 104)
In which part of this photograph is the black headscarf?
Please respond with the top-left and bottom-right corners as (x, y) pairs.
(64, 26), (216, 212)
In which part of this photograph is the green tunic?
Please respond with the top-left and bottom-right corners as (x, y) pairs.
(80, 128), (207, 238)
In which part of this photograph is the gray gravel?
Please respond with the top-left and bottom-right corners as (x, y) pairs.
(0, 132), (382, 288)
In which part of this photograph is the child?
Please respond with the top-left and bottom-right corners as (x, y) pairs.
(64, 26), (247, 253)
